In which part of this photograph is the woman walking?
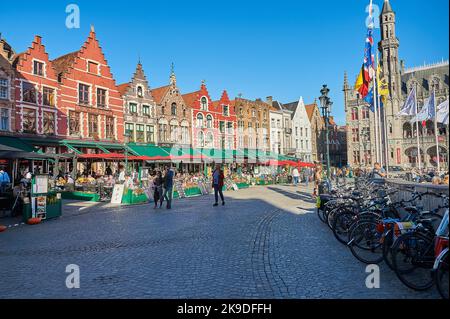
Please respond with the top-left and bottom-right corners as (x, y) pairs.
(153, 171), (163, 208)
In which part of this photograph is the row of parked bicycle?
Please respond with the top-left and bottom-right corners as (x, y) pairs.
(317, 177), (449, 299)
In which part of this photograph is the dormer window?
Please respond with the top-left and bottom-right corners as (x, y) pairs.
(33, 61), (44, 76)
(137, 86), (143, 98)
(201, 97), (208, 110)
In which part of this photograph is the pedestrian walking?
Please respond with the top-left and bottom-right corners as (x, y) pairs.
(313, 163), (322, 197)
(153, 171), (163, 209)
(0, 167), (11, 193)
(292, 167), (300, 186)
(212, 164), (225, 207)
(161, 166), (175, 209)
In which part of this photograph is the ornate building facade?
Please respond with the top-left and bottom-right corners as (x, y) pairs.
(118, 62), (157, 145)
(0, 36), (16, 135)
(151, 68), (191, 147)
(344, 0), (449, 169)
(234, 96), (271, 151)
(53, 27), (124, 145)
(305, 101), (325, 162)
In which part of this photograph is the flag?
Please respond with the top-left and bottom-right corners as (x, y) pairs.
(354, 23), (375, 99)
(410, 91), (435, 124)
(398, 87), (416, 116)
(377, 64), (389, 104)
(355, 64), (369, 98)
(437, 99), (449, 124)
(364, 86), (384, 112)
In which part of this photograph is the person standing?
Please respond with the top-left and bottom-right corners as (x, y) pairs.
(161, 166), (175, 209)
(313, 163), (322, 197)
(153, 171), (163, 209)
(212, 164), (225, 207)
(0, 167), (10, 193)
(292, 167), (300, 186)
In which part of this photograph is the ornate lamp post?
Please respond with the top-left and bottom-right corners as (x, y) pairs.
(319, 85), (332, 181)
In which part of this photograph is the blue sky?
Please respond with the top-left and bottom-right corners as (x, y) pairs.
(1, 0), (448, 124)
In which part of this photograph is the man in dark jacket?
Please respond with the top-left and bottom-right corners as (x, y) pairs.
(212, 164), (225, 207)
(162, 166), (175, 209)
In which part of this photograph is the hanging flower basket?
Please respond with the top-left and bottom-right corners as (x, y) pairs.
(27, 218), (42, 225)
(0, 225), (7, 232)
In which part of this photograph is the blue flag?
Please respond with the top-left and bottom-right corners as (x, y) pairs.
(364, 87), (383, 112)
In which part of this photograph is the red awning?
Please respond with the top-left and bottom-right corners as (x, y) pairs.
(78, 152), (125, 159)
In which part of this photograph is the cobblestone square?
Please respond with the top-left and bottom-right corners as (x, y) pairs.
(0, 185), (439, 299)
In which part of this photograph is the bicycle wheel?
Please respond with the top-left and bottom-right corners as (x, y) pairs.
(435, 249), (449, 299)
(348, 220), (384, 264)
(332, 209), (358, 245)
(391, 231), (435, 291)
(382, 228), (395, 270)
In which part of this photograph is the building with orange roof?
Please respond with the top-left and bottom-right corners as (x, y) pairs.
(305, 101), (325, 162)
(53, 27), (124, 147)
(12, 35), (63, 151)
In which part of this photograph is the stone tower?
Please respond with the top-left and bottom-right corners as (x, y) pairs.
(378, 0), (403, 166)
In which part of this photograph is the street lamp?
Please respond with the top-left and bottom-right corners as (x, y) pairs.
(319, 85), (332, 181)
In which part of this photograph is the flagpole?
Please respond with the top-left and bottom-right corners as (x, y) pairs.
(414, 84), (422, 171)
(433, 86), (440, 173)
(376, 53), (384, 168)
(373, 77), (380, 164)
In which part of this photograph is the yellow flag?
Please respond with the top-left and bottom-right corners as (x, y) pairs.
(355, 65), (364, 91)
(377, 65), (389, 104)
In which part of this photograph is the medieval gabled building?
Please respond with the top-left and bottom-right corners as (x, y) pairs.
(13, 35), (63, 152)
(344, 0), (449, 169)
(305, 101), (325, 162)
(234, 96), (271, 151)
(118, 62), (157, 145)
(212, 90), (236, 150)
(0, 35), (16, 135)
(183, 81), (217, 149)
(53, 27), (124, 152)
(151, 68), (191, 147)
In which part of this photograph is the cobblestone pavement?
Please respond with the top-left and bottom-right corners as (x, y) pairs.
(0, 185), (439, 299)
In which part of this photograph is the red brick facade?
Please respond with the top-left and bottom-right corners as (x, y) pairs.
(13, 36), (63, 137)
(184, 82), (236, 150)
(53, 28), (124, 143)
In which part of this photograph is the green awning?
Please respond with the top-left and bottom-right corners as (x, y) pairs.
(127, 143), (171, 157)
(0, 136), (36, 152)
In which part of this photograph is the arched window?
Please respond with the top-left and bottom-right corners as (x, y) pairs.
(252, 108), (256, 117)
(206, 115), (213, 128)
(351, 108), (359, 121)
(206, 132), (214, 147)
(171, 103), (177, 116)
(201, 97), (208, 110)
(403, 123), (412, 138)
(161, 105), (165, 115)
(183, 109), (186, 118)
(196, 113), (204, 128)
(137, 86), (143, 98)
(198, 131), (205, 147)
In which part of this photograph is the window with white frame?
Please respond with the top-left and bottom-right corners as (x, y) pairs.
(43, 112), (56, 135)
(22, 82), (37, 103)
(78, 83), (90, 105)
(97, 88), (107, 108)
(33, 60), (44, 76)
(223, 105), (229, 116)
(201, 97), (208, 110)
(0, 78), (8, 99)
(129, 103), (138, 114)
(0, 108), (9, 131)
(43, 87), (55, 106)
(197, 113), (204, 128)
